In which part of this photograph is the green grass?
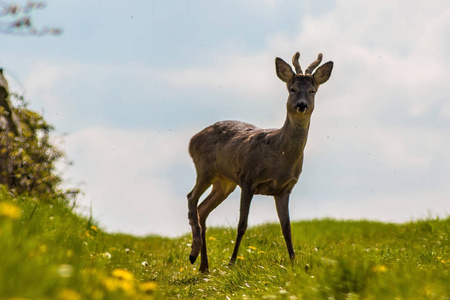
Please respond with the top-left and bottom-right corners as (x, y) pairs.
(0, 186), (448, 299)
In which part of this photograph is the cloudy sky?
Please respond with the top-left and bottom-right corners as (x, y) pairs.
(1, 0), (449, 237)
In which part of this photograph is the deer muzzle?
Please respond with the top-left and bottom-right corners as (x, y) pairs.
(295, 102), (308, 113)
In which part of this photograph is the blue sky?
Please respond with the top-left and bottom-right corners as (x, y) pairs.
(1, 0), (449, 237)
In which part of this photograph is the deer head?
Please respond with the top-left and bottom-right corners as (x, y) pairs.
(275, 52), (333, 126)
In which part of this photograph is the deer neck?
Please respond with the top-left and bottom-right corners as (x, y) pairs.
(276, 114), (311, 159)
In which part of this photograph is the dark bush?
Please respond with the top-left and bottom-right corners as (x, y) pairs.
(0, 70), (67, 196)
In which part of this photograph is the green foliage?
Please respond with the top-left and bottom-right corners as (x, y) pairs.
(0, 93), (67, 195)
(0, 188), (448, 299)
(0, 186), (162, 299)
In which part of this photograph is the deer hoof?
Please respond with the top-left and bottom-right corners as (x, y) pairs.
(189, 236), (201, 263)
(189, 255), (197, 264)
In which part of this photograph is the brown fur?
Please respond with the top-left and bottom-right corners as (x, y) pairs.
(187, 52), (333, 272)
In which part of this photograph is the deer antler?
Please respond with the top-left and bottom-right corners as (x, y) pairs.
(305, 53), (323, 75)
(292, 52), (303, 75)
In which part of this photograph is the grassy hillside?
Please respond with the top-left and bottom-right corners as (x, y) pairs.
(0, 187), (448, 299)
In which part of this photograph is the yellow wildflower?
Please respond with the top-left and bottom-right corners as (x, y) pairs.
(118, 281), (135, 295)
(39, 244), (48, 253)
(102, 277), (123, 292)
(258, 251), (265, 254)
(57, 288), (81, 300)
(237, 256), (245, 260)
(103, 277), (135, 295)
(208, 236), (216, 241)
(112, 269), (134, 281)
(372, 265), (387, 273)
(102, 277), (118, 291)
(90, 225), (98, 232)
(139, 281), (158, 294)
(248, 246), (257, 250)
(0, 202), (21, 219)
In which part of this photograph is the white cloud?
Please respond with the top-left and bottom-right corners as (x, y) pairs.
(160, 52), (280, 102)
(28, 0), (450, 238)
(63, 126), (194, 236)
(23, 64), (74, 116)
(439, 104), (450, 120)
(293, 189), (450, 223)
(266, 0), (450, 121)
(371, 127), (444, 170)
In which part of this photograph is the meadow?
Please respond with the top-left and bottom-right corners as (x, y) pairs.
(0, 186), (448, 299)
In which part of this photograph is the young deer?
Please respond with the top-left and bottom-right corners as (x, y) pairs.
(187, 52), (333, 272)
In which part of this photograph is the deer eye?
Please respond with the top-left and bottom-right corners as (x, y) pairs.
(309, 90), (316, 95)
(290, 87), (297, 94)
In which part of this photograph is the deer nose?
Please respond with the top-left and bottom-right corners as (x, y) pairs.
(295, 102), (308, 113)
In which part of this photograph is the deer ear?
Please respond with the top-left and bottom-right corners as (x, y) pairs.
(275, 57), (294, 83)
(313, 61), (333, 85)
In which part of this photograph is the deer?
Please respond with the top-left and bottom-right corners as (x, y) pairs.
(187, 52), (333, 273)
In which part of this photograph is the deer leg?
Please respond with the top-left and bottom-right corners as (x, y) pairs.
(187, 179), (211, 264)
(275, 193), (295, 260)
(230, 187), (254, 265)
(198, 181), (237, 273)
